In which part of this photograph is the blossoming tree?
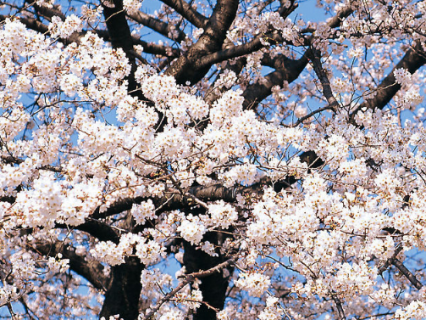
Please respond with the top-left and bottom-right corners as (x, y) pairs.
(1, 0), (426, 319)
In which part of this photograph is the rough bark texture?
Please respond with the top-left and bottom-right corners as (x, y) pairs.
(183, 237), (233, 320)
(102, 0), (142, 97)
(35, 241), (111, 291)
(100, 258), (144, 320)
(164, 0), (239, 84)
(350, 40), (426, 121)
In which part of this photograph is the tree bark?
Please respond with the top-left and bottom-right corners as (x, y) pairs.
(100, 257), (144, 320)
(183, 234), (233, 320)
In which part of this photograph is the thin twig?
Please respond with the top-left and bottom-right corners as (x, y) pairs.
(330, 292), (346, 320)
(143, 258), (235, 319)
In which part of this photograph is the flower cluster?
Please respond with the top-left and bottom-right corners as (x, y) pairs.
(131, 200), (156, 225)
(91, 233), (165, 266)
(49, 15), (83, 39)
(235, 272), (271, 297)
(208, 201), (238, 229)
(2, 1), (426, 319)
(258, 297), (284, 320)
(177, 217), (206, 245)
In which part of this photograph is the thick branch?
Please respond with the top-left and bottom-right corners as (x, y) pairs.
(365, 40), (426, 110)
(102, 0), (134, 53)
(243, 54), (309, 110)
(91, 153), (325, 220)
(198, 31), (286, 68)
(95, 29), (180, 57)
(327, 6), (354, 29)
(127, 11), (186, 42)
(28, 2), (66, 20)
(242, 5), (353, 111)
(350, 40), (426, 120)
(93, 180), (259, 219)
(0, 196), (15, 204)
(378, 246), (423, 290)
(257, 0), (275, 14)
(278, 0), (298, 18)
(392, 258), (423, 290)
(204, 57), (246, 104)
(164, 0), (239, 84)
(308, 46), (340, 112)
(160, 0), (208, 28)
(101, 0), (143, 99)
(1, 155), (62, 173)
(378, 246), (404, 275)
(0, 14), (48, 34)
(197, 0), (300, 69)
(99, 257), (143, 320)
(15, 3), (80, 44)
(57, 219), (120, 243)
(1, 198), (119, 244)
(34, 241), (111, 291)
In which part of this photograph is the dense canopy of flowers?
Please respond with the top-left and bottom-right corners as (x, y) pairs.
(1, 0), (426, 319)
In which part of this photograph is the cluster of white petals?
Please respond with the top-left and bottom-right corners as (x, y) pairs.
(178, 217), (206, 245)
(2, 1), (426, 319)
(235, 272), (271, 297)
